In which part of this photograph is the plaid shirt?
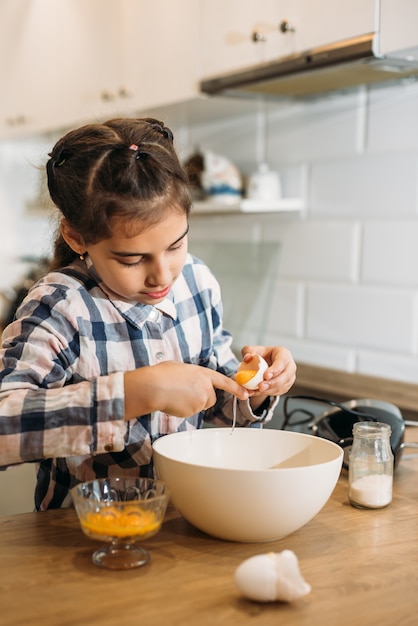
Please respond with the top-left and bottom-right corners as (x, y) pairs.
(0, 254), (276, 510)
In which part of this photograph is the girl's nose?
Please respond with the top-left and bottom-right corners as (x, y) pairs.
(146, 259), (171, 286)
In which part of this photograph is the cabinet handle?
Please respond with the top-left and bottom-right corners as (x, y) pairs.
(6, 115), (26, 126)
(102, 89), (131, 101)
(118, 87), (131, 99)
(252, 30), (266, 43)
(279, 20), (296, 33)
(101, 91), (117, 102)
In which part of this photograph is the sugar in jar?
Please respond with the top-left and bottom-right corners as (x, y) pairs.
(348, 421), (394, 509)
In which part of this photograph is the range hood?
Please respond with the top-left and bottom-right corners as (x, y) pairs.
(200, 33), (418, 99)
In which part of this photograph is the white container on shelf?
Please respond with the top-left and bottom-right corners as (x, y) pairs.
(247, 163), (281, 203)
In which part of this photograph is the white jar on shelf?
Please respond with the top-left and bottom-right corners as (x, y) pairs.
(247, 163), (281, 203)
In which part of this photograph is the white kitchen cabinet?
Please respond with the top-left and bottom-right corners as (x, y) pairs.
(200, 0), (377, 79)
(283, 0), (418, 58)
(0, 0), (201, 139)
(0, 0), (132, 138)
(200, 0), (282, 78)
(120, 0), (201, 113)
(50, 0), (132, 130)
(0, 0), (59, 138)
(276, 0), (376, 54)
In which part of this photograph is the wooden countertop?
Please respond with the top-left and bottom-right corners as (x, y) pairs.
(1, 430), (418, 626)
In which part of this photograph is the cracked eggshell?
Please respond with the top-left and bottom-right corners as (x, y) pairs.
(234, 550), (311, 603)
(236, 354), (268, 390)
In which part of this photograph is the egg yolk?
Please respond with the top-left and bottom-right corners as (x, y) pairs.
(235, 370), (256, 386)
(80, 505), (160, 538)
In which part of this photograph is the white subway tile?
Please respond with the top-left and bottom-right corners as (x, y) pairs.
(294, 343), (356, 371)
(357, 350), (418, 384)
(310, 154), (418, 217)
(265, 281), (304, 337)
(266, 92), (360, 162)
(368, 81), (418, 153)
(262, 333), (355, 371)
(277, 221), (360, 281)
(362, 220), (418, 286)
(189, 213), (263, 241)
(307, 285), (417, 352)
(189, 235), (281, 349)
(188, 111), (258, 173)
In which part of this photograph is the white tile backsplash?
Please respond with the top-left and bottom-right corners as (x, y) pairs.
(266, 280), (305, 338)
(307, 284), (417, 353)
(368, 81), (418, 153)
(189, 238), (281, 350)
(262, 334), (357, 372)
(266, 92), (361, 162)
(310, 154), (418, 217)
(276, 220), (361, 281)
(357, 349), (418, 384)
(362, 220), (418, 286)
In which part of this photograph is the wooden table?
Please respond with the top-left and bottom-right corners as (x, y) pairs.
(1, 430), (418, 626)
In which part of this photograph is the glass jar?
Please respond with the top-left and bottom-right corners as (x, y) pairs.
(348, 421), (394, 509)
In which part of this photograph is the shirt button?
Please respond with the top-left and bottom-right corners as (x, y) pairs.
(104, 443), (114, 452)
(149, 310), (157, 320)
(155, 351), (164, 361)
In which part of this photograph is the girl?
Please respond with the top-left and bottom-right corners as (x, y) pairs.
(0, 118), (296, 510)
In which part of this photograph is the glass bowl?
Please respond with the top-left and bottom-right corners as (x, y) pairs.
(71, 477), (169, 569)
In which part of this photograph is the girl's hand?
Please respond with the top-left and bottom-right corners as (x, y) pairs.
(240, 345), (296, 397)
(124, 361), (249, 420)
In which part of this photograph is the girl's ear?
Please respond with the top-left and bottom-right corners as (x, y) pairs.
(60, 219), (86, 255)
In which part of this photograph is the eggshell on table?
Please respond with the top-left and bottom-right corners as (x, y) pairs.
(234, 550), (311, 603)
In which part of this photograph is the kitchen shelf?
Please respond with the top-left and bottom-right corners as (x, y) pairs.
(191, 197), (304, 215)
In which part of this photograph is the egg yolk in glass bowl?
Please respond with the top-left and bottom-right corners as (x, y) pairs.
(81, 505), (160, 538)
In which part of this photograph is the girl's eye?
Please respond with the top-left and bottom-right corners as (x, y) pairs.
(119, 258), (143, 267)
(116, 240), (185, 267)
(169, 240), (186, 252)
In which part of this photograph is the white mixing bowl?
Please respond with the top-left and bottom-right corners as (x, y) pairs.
(152, 428), (343, 542)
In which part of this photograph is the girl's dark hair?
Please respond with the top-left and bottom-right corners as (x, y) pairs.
(46, 117), (191, 269)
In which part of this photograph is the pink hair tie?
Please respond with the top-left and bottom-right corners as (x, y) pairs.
(129, 144), (138, 150)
